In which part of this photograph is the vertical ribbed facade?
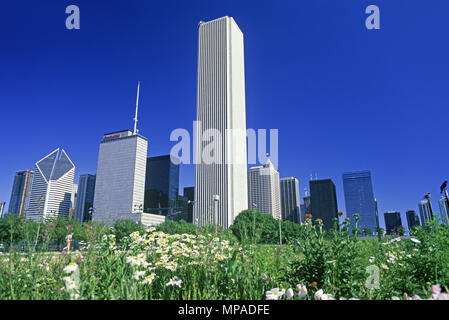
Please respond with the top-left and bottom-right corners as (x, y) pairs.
(93, 131), (147, 225)
(280, 177), (301, 223)
(438, 197), (449, 224)
(194, 16), (248, 228)
(26, 149), (75, 221)
(419, 199), (433, 225)
(0, 202), (5, 218)
(248, 160), (281, 220)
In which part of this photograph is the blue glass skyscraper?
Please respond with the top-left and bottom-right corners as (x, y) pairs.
(342, 170), (377, 235)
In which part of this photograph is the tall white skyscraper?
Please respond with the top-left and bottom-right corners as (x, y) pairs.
(194, 16), (248, 228)
(93, 130), (148, 225)
(248, 160), (281, 220)
(26, 149), (75, 221)
(419, 199), (433, 225)
(280, 177), (301, 223)
(438, 197), (449, 224)
(0, 202), (5, 218)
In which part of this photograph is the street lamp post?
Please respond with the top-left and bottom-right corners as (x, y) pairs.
(441, 181), (449, 224)
(213, 195), (219, 236)
(424, 193), (434, 220)
(374, 198), (382, 253)
(279, 213), (282, 246)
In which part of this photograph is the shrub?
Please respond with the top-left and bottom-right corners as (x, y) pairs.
(230, 209), (301, 245)
(156, 220), (197, 235)
(113, 219), (144, 242)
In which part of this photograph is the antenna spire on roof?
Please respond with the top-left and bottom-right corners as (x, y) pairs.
(133, 81), (140, 135)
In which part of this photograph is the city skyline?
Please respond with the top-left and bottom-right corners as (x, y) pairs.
(1, 1), (449, 230)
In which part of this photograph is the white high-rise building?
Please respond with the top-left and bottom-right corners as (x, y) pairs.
(194, 16), (248, 228)
(248, 160), (281, 220)
(419, 199), (433, 225)
(93, 130), (148, 225)
(438, 197), (449, 224)
(26, 149), (75, 221)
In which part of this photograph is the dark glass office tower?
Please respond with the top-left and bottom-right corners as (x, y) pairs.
(406, 210), (420, 230)
(384, 211), (402, 235)
(74, 174), (96, 223)
(8, 170), (34, 216)
(144, 155), (179, 215)
(280, 177), (301, 223)
(184, 187), (194, 223)
(309, 179), (338, 230)
(342, 171), (377, 235)
(184, 187), (194, 202)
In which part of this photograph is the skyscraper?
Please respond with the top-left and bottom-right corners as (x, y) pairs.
(194, 16), (248, 228)
(342, 171), (377, 235)
(384, 211), (402, 235)
(184, 187), (194, 223)
(144, 155), (179, 215)
(93, 130), (148, 225)
(26, 149), (75, 221)
(406, 209), (420, 230)
(74, 174), (96, 223)
(419, 199), (433, 225)
(248, 160), (281, 219)
(280, 177), (301, 223)
(438, 197), (449, 224)
(0, 202), (5, 218)
(302, 187), (311, 223)
(7, 169), (34, 216)
(310, 179), (338, 230)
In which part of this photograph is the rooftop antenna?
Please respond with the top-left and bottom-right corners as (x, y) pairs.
(315, 172), (318, 180)
(133, 81), (140, 135)
(310, 174), (313, 181)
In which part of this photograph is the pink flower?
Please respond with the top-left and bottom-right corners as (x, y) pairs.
(437, 293), (449, 300)
(431, 284), (442, 299)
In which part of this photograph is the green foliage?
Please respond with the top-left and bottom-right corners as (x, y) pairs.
(156, 220), (238, 244)
(230, 209), (301, 245)
(113, 219), (144, 243)
(1, 212), (449, 300)
(156, 220), (198, 235)
(285, 216), (371, 299)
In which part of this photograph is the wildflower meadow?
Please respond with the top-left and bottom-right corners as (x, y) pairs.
(1, 210), (449, 300)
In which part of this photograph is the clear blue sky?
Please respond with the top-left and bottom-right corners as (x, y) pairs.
(1, 0), (448, 229)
